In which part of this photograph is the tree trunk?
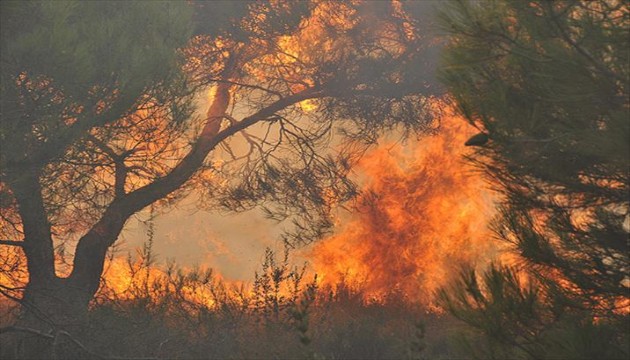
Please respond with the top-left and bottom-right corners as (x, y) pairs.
(1, 80), (323, 358)
(1, 278), (96, 359)
(0, 82), (235, 359)
(20, 278), (91, 329)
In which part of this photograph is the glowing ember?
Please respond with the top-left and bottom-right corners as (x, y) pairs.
(310, 103), (498, 304)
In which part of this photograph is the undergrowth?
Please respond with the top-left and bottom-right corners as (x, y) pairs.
(0, 245), (465, 359)
(87, 246), (462, 359)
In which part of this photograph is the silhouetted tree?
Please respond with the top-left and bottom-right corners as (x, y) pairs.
(0, 0), (441, 348)
(438, 1), (629, 358)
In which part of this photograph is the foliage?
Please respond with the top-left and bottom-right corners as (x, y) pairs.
(0, 0), (194, 280)
(438, 0), (629, 358)
(1, 0), (192, 167)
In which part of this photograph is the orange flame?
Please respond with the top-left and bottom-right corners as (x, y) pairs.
(310, 104), (498, 304)
(98, 257), (224, 309)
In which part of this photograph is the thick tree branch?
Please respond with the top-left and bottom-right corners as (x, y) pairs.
(8, 175), (56, 287)
(0, 239), (23, 247)
(2, 95), (138, 175)
(68, 81), (324, 295)
(87, 135), (129, 198)
(30, 96), (140, 172)
(123, 84), (324, 214)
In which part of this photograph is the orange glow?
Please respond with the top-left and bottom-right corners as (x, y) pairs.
(309, 103), (498, 304)
(98, 257), (223, 309)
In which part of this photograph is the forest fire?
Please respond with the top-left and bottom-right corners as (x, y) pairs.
(0, 102), (499, 309)
(93, 101), (499, 308)
(2, 1), (627, 358)
(310, 103), (498, 304)
(98, 257), (222, 309)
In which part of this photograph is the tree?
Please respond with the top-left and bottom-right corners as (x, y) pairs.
(437, 0), (629, 358)
(0, 0), (439, 338)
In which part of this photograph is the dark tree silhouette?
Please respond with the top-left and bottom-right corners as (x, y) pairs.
(438, 1), (629, 358)
(0, 0), (441, 348)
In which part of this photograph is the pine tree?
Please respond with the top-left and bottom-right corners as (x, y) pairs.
(437, 1), (629, 358)
(1, 2), (441, 356)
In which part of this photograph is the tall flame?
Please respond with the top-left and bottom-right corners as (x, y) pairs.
(310, 104), (498, 304)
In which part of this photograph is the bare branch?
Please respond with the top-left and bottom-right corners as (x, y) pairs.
(0, 239), (23, 247)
